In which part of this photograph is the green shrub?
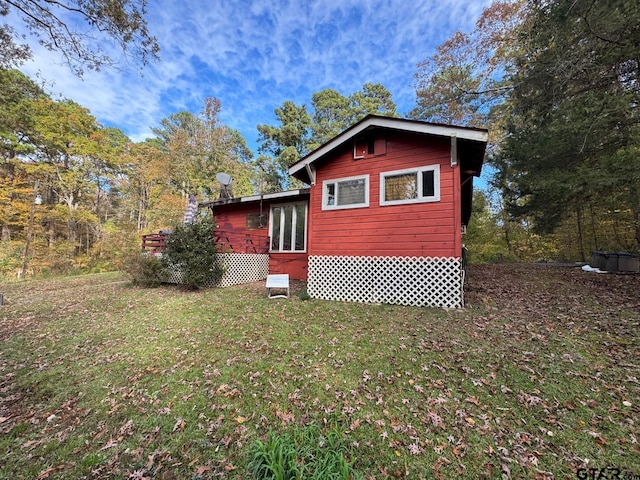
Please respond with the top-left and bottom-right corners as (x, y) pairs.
(125, 253), (166, 287)
(298, 287), (311, 301)
(247, 424), (361, 480)
(160, 219), (223, 290)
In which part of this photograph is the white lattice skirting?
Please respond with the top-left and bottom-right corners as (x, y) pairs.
(307, 255), (464, 308)
(215, 253), (269, 287)
(165, 253), (269, 288)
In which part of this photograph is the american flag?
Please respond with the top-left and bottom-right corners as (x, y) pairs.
(183, 194), (197, 224)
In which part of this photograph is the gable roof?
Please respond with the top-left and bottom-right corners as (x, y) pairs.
(289, 115), (489, 184)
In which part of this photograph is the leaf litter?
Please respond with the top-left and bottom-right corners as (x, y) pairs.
(0, 265), (638, 478)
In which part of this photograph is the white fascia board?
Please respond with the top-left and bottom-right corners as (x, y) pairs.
(368, 117), (489, 142)
(239, 189), (307, 203)
(288, 116), (488, 177)
(201, 189), (309, 208)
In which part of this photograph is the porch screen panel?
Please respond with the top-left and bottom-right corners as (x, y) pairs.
(337, 179), (366, 205)
(282, 205), (293, 250)
(271, 206), (281, 250)
(295, 203), (306, 250)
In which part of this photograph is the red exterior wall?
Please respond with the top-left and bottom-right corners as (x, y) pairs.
(213, 202), (270, 253)
(209, 128), (464, 284)
(214, 203), (266, 236)
(211, 199), (309, 280)
(309, 131), (461, 258)
(268, 253), (308, 280)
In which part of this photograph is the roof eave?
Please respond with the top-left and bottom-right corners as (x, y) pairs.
(199, 188), (310, 209)
(289, 115), (488, 181)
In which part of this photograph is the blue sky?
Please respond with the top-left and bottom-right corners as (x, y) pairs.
(16, 0), (491, 155)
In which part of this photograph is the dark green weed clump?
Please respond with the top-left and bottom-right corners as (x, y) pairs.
(248, 424), (361, 480)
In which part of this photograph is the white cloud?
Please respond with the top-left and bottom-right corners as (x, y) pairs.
(15, 0), (492, 150)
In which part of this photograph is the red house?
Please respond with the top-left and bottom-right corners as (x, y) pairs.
(201, 115), (487, 307)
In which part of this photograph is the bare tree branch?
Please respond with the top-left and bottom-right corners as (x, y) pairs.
(0, 0), (158, 76)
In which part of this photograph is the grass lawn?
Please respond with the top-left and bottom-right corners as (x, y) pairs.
(0, 264), (638, 479)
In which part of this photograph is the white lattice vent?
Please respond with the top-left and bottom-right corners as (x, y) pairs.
(307, 255), (463, 308)
(165, 263), (184, 284)
(165, 253), (269, 288)
(213, 253), (269, 287)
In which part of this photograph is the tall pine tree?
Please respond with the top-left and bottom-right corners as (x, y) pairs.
(499, 0), (640, 251)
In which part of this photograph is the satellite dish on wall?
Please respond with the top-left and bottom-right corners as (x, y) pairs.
(216, 172), (233, 199)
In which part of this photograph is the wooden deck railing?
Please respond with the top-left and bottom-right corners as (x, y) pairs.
(141, 232), (169, 252)
(214, 231), (270, 254)
(141, 230), (269, 254)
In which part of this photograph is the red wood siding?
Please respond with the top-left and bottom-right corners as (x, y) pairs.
(309, 131), (461, 258)
(211, 198), (309, 280)
(269, 253), (308, 280)
(214, 202), (266, 233)
(213, 203), (269, 252)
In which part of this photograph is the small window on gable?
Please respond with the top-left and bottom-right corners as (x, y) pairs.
(354, 137), (367, 159)
(380, 165), (440, 206)
(367, 137), (375, 154)
(322, 175), (369, 210)
(353, 135), (385, 159)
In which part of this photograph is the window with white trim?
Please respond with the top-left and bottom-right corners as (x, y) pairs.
(380, 165), (440, 206)
(270, 202), (307, 252)
(322, 175), (369, 210)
